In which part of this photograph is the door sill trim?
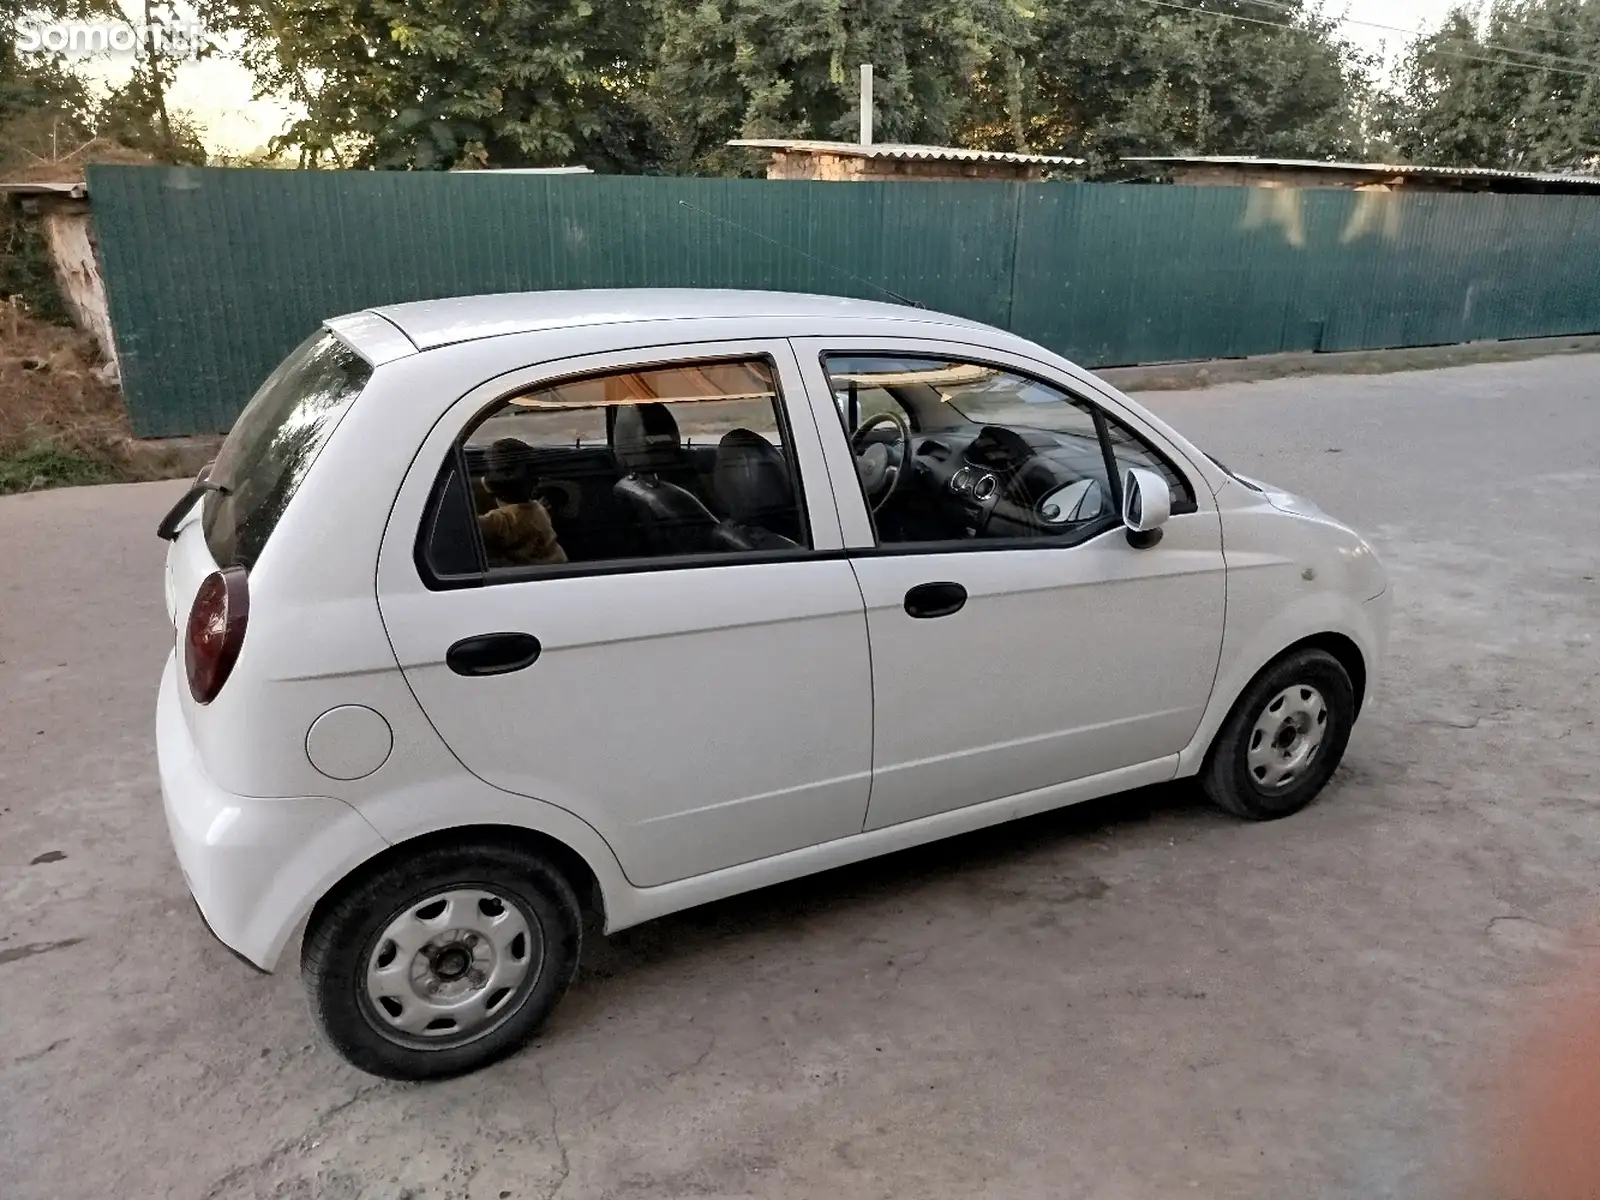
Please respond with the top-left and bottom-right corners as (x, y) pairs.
(604, 755), (1179, 933)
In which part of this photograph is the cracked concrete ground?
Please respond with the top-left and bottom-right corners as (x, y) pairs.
(3, 354), (1598, 1200)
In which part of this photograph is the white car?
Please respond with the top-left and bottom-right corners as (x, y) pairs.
(157, 290), (1390, 1080)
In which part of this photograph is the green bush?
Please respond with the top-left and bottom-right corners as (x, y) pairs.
(0, 441), (120, 494)
(0, 206), (72, 326)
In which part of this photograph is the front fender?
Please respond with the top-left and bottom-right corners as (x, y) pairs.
(1177, 580), (1389, 777)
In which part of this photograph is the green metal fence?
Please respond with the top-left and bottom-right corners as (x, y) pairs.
(88, 164), (1600, 438)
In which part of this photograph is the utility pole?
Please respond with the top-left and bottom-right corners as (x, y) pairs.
(859, 63), (874, 146)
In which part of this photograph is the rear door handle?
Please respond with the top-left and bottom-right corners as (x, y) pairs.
(904, 581), (967, 619)
(446, 632), (542, 676)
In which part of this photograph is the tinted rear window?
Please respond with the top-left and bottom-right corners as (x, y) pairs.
(202, 331), (370, 568)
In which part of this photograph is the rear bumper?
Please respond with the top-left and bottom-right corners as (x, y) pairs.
(157, 654), (389, 970)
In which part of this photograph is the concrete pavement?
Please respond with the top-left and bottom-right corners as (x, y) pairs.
(3, 354), (1598, 1200)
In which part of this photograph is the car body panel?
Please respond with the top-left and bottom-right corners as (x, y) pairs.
(370, 288), (997, 351)
(1172, 480), (1393, 776)
(323, 310), (419, 366)
(786, 334), (1226, 829)
(378, 561), (876, 888)
(158, 654), (389, 969)
(844, 534), (1224, 829)
(373, 338), (874, 888)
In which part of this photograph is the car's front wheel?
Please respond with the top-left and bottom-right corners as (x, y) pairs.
(302, 840), (582, 1080)
(1202, 647), (1356, 821)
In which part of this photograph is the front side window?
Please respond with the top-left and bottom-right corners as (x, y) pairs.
(203, 331), (371, 568)
(421, 357), (810, 582)
(824, 354), (1194, 548)
(1103, 415), (1197, 510)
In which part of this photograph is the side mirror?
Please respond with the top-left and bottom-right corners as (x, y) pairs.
(1122, 467), (1171, 548)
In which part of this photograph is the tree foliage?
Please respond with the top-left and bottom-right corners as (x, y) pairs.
(2, 1), (104, 150)
(646, 0), (1028, 174)
(212, 0), (1376, 173)
(1385, 0), (1600, 170)
(960, 0), (1374, 168)
(18, 0), (1600, 176)
(96, 67), (207, 164)
(2, 1), (206, 169)
(200, 0), (662, 169)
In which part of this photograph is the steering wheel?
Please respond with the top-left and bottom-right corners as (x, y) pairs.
(850, 411), (913, 513)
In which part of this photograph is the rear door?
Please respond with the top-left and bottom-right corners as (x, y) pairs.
(377, 339), (874, 887)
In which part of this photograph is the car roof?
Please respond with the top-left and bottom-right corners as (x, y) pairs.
(363, 288), (994, 351)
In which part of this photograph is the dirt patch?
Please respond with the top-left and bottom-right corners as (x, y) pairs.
(0, 136), (213, 492)
(0, 302), (139, 493)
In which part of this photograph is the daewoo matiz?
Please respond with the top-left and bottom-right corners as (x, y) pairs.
(157, 290), (1390, 1079)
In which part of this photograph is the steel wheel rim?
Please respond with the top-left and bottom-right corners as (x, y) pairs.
(1246, 684), (1329, 792)
(360, 887), (544, 1050)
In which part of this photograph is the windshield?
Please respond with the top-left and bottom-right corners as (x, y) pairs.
(201, 331), (371, 569)
(828, 356), (1098, 438)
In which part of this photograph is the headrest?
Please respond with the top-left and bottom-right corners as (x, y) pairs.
(613, 403), (682, 474)
(714, 429), (793, 523)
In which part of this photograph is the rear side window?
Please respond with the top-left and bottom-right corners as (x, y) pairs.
(202, 332), (371, 568)
(417, 356), (812, 585)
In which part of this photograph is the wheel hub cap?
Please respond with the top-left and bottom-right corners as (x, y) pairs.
(364, 888), (544, 1048)
(1246, 684), (1329, 791)
(431, 945), (472, 980)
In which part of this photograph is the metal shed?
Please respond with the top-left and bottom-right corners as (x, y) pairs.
(1123, 156), (1600, 195)
(728, 140), (1086, 183)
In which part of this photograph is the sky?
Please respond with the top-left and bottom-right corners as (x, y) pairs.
(81, 0), (1463, 159)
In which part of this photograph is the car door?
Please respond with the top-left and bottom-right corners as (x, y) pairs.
(377, 339), (873, 887)
(792, 337), (1225, 832)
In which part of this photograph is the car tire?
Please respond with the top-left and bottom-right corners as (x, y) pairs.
(302, 840), (582, 1081)
(1201, 647), (1355, 821)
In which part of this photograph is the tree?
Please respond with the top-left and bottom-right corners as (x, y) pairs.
(199, 0), (1380, 175)
(3, 1), (208, 168)
(201, 0), (660, 170)
(90, 1), (208, 164)
(958, 0), (1374, 167)
(645, 0), (1029, 175)
(95, 68), (207, 164)
(2, 2), (106, 321)
(2, 0), (109, 164)
(1386, 0), (1600, 170)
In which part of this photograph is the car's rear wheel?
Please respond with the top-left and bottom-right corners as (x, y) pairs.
(302, 841), (581, 1080)
(1202, 647), (1355, 821)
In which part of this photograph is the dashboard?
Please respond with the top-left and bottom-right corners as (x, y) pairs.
(964, 425), (1036, 473)
(892, 423), (1113, 536)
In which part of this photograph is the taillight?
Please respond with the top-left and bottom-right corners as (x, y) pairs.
(185, 566), (249, 704)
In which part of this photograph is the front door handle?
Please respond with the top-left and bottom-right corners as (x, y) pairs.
(446, 632), (542, 676)
(904, 581), (967, 619)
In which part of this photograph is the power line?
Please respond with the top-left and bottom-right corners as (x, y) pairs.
(1133, 0), (1600, 82)
(1434, 36), (1598, 74)
(1237, 0), (1600, 73)
(1468, 10), (1597, 41)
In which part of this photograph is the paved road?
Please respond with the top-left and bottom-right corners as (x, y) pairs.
(3, 356), (1598, 1200)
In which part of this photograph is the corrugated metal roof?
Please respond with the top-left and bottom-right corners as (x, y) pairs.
(729, 139), (1086, 166)
(1124, 155), (1600, 187)
(449, 166), (593, 175)
(0, 180), (88, 199)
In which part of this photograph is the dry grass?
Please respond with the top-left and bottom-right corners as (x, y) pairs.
(0, 300), (140, 492)
(1, 130), (155, 185)
(0, 132), (192, 492)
